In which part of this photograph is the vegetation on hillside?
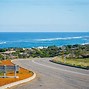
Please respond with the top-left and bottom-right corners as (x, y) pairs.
(0, 44), (89, 60)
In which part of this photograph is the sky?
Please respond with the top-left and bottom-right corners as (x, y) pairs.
(0, 0), (89, 32)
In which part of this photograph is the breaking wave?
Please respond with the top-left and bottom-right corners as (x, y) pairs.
(0, 42), (6, 44)
(36, 36), (88, 41)
(82, 42), (89, 45)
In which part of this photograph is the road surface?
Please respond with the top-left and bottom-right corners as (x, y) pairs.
(10, 58), (89, 89)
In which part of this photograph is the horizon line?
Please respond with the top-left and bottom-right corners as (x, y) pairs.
(0, 31), (89, 33)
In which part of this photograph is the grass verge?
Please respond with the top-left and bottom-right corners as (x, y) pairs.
(51, 57), (89, 70)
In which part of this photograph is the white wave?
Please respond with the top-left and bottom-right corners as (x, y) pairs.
(36, 36), (83, 41)
(6, 40), (33, 43)
(0, 42), (6, 44)
(37, 46), (47, 49)
(82, 42), (89, 45)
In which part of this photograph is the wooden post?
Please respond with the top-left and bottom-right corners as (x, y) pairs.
(14, 65), (17, 78)
(4, 65), (6, 78)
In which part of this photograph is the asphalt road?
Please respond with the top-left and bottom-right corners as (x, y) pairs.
(10, 58), (89, 89)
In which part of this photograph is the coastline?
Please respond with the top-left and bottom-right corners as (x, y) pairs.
(0, 43), (89, 49)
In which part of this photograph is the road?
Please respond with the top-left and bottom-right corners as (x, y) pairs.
(10, 58), (89, 89)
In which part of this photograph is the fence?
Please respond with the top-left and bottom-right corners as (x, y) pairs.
(0, 65), (19, 78)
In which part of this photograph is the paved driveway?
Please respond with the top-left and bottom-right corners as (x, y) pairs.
(10, 58), (89, 89)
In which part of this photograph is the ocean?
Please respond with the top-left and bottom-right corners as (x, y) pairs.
(0, 32), (89, 48)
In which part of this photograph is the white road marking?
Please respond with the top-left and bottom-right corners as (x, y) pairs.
(32, 60), (89, 76)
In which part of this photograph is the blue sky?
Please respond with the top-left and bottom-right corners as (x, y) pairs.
(0, 0), (89, 32)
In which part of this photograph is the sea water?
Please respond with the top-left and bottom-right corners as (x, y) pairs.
(0, 32), (89, 48)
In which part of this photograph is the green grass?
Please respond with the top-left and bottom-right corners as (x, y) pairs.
(52, 57), (89, 69)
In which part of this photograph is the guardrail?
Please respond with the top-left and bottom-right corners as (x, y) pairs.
(0, 65), (19, 78)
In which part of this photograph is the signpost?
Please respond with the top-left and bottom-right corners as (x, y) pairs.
(61, 46), (66, 63)
(0, 65), (19, 78)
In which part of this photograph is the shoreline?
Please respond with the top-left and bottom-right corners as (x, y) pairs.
(0, 43), (89, 49)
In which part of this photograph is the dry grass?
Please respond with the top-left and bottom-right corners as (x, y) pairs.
(0, 60), (33, 86)
(52, 57), (89, 69)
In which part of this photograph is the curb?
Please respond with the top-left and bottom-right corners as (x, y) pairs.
(0, 72), (36, 89)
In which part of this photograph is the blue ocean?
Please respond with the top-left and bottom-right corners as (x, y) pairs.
(0, 32), (89, 48)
